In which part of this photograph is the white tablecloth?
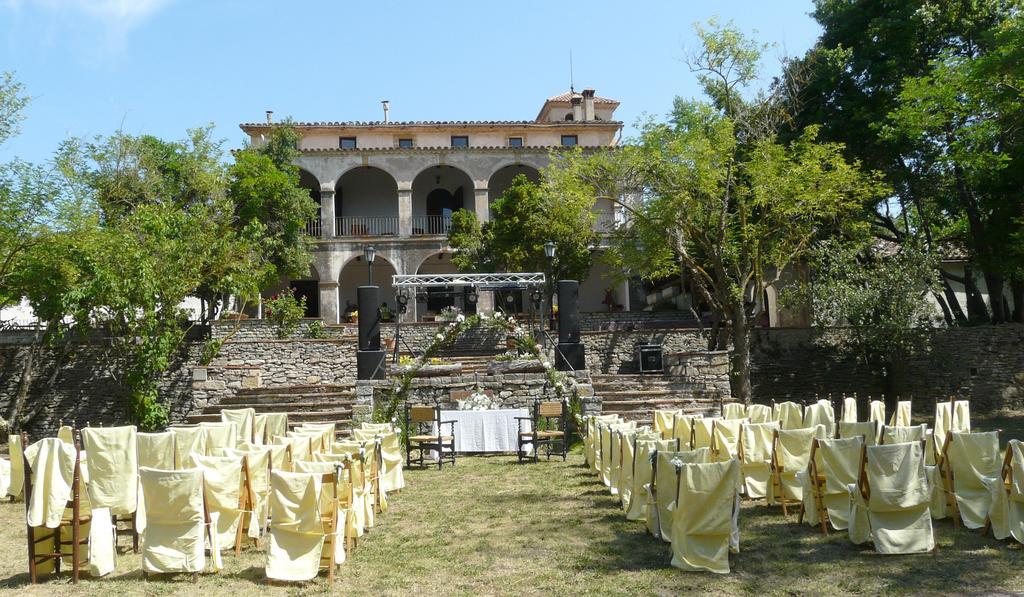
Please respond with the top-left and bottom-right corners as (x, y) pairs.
(440, 409), (530, 453)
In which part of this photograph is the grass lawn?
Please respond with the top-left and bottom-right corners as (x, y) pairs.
(0, 412), (1022, 595)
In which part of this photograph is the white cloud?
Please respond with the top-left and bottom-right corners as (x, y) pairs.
(4, 0), (171, 50)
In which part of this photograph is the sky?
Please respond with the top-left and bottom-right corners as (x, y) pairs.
(0, 0), (823, 165)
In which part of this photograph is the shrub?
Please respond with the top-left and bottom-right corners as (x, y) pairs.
(265, 289), (306, 339)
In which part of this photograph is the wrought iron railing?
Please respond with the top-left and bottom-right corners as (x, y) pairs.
(411, 215), (452, 236)
(304, 217), (322, 237)
(335, 216), (399, 237)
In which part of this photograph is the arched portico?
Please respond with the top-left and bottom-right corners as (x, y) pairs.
(487, 164), (541, 207)
(339, 253), (398, 321)
(298, 169), (322, 237)
(411, 166), (473, 236)
(335, 166), (400, 237)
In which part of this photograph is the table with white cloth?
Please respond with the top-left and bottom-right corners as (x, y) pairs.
(438, 409), (531, 453)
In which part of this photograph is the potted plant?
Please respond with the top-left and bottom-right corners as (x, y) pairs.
(438, 305), (461, 322)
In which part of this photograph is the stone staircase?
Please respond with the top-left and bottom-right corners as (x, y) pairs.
(593, 373), (724, 426)
(186, 383), (357, 439)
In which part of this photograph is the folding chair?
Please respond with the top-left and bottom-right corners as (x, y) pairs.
(773, 401), (803, 430)
(943, 430), (1007, 535)
(624, 438), (664, 522)
(653, 409), (681, 438)
(266, 470), (329, 583)
(651, 446), (707, 541)
(770, 426), (825, 516)
(327, 443), (374, 534)
(671, 413), (703, 448)
(712, 419), (745, 462)
(354, 426), (405, 494)
(800, 435), (863, 534)
(139, 466), (217, 581)
(839, 421), (878, 446)
(722, 403), (747, 420)
(1002, 439), (1024, 544)
(888, 400), (912, 427)
(221, 407), (257, 445)
(840, 395), (858, 424)
(81, 425), (140, 559)
(848, 440), (935, 555)
(599, 421), (635, 487)
(667, 459), (741, 574)
(405, 403), (456, 470)
(23, 434), (90, 584)
(193, 454), (253, 555)
(740, 422), (778, 499)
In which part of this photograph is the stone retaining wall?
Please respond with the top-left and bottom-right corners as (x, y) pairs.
(582, 329), (708, 374)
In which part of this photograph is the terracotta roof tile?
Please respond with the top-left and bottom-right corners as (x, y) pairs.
(544, 91), (619, 105)
(240, 120), (620, 128)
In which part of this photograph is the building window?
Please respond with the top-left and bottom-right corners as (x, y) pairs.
(450, 135), (469, 148)
(507, 136), (523, 147)
(564, 113), (574, 121)
(560, 135), (578, 147)
(398, 138), (414, 149)
(339, 137), (357, 149)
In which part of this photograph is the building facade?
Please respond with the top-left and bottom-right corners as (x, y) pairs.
(241, 89), (628, 324)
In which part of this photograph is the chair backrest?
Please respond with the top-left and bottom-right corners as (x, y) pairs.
(1008, 439), (1024, 501)
(741, 422), (779, 464)
(712, 418), (746, 459)
(888, 400), (912, 427)
(408, 404), (438, 425)
(773, 401), (803, 430)
(775, 425), (825, 472)
(948, 431), (1001, 492)
(817, 436), (864, 494)
(269, 470), (323, 533)
(841, 396), (858, 423)
(221, 408), (256, 444)
(864, 441), (929, 510)
(803, 400), (836, 438)
(839, 421), (879, 446)
(537, 401), (564, 418)
(80, 425), (138, 516)
(880, 424), (927, 445)
(139, 466), (204, 525)
(23, 435), (81, 529)
(200, 422), (238, 456)
(256, 413), (289, 445)
(170, 426), (205, 469)
(654, 409), (681, 437)
(746, 404), (772, 424)
(675, 459), (740, 535)
(722, 403), (747, 420)
(868, 400), (886, 424)
(138, 432), (175, 470)
(692, 418), (715, 449)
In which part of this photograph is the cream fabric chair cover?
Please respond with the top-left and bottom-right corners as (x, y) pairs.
(839, 421), (878, 446)
(352, 428), (405, 493)
(653, 409), (681, 438)
(0, 457), (10, 499)
(586, 415), (620, 470)
(746, 404), (772, 425)
(57, 425), (74, 444)
(224, 447), (272, 538)
(881, 424), (927, 445)
(256, 413), (289, 445)
(740, 422), (779, 499)
(722, 403), (746, 420)
(200, 422), (238, 456)
(170, 426), (205, 469)
(81, 426), (138, 576)
(277, 435), (311, 464)
(327, 443), (373, 533)
(608, 428), (626, 496)
(600, 422), (635, 487)
(292, 461), (348, 565)
(8, 434), (24, 500)
(772, 425), (825, 504)
(193, 454), (247, 548)
(773, 401), (803, 430)
(841, 397), (857, 423)
(615, 430), (638, 504)
(888, 401), (912, 427)
(652, 448), (711, 540)
(671, 414), (703, 447)
(848, 441), (934, 554)
(692, 418), (715, 450)
(803, 400), (835, 438)
(139, 466), (213, 574)
(947, 431), (1008, 537)
(868, 400), (886, 424)
(668, 459), (741, 574)
(624, 438), (657, 521)
(801, 436), (862, 530)
(24, 438), (77, 528)
(1007, 440), (1024, 544)
(266, 470), (325, 582)
(934, 401), (971, 455)
(712, 419), (746, 461)
(288, 431), (323, 458)
(312, 452), (361, 540)
(138, 432), (175, 470)
(252, 441), (290, 473)
(299, 423), (335, 453)
(221, 408), (256, 445)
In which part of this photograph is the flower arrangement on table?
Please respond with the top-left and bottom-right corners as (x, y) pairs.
(458, 389), (498, 411)
(438, 305), (462, 322)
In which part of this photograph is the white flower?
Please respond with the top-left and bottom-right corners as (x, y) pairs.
(456, 314), (465, 323)
(542, 361), (551, 369)
(535, 344), (542, 352)
(435, 333), (444, 340)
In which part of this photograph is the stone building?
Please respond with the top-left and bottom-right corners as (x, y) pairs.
(240, 89), (629, 324)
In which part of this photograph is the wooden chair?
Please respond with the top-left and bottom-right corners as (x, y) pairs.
(800, 438), (829, 534)
(317, 467), (349, 587)
(405, 403), (456, 469)
(24, 432), (90, 584)
(516, 399), (568, 463)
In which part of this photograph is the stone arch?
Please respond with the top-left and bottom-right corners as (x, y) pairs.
(414, 251), (463, 318)
(298, 168), (322, 236)
(338, 253), (398, 320)
(411, 165), (474, 235)
(487, 163), (542, 205)
(334, 166), (400, 236)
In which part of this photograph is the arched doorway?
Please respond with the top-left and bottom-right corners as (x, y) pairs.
(488, 164), (541, 209)
(339, 254), (398, 322)
(263, 263), (321, 319)
(415, 252), (472, 320)
(411, 166), (473, 235)
(335, 167), (399, 236)
(298, 169), (321, 237)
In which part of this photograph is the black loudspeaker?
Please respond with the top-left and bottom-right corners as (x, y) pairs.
(357, 350), (387, 380)
(357, 286), (380, 351)
(557, 280), (580, 344)
(555, 342), (586, 371)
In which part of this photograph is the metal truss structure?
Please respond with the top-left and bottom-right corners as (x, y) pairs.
(391, 272), (546, 290)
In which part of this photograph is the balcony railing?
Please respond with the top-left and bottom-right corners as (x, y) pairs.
(335, 216), (399, 237)
(304, 217), (322, 237)
(411, 215), (452, 236)
(594, 212), (618, 233)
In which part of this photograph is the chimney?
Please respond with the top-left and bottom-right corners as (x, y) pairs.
(381, 100), (390, 124)
(582, 89), (595, 121)
(571, 95), (583, 122)
(265, 110), (273, 124)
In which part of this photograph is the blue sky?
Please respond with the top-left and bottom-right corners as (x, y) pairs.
(0, 0), (822, 164)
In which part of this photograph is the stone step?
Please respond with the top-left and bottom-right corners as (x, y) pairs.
(601, 399), (720, 412)
(187, 409), (353, 425)
(203, 401), (355, 414)
(237, 384), (354, 396)
(218, 392), (356, 406)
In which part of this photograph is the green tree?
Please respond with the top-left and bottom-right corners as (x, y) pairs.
(551, 21), (886, 402)
(448, 174), (595, 283)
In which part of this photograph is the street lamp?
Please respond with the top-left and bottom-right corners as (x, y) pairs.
(364, 245), (377, 285)
(543, 241), (556, 332)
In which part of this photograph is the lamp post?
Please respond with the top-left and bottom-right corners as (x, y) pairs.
(364, 245), (377, 285)
(543, 241), (556, 333)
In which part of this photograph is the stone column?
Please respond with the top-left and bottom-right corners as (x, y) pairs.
(319, 281), (340, 324)
(320, 189), (336, 238)
(398, 188), (413, 237)
(474, 188), (490, 223)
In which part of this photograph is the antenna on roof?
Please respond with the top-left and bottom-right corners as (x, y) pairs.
(569, 49), (575, 93)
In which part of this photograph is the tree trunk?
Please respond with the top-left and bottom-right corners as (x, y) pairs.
(1012, 278), (1024, 323)
(962, 264), (991, 322)
(940, 275), (968, 325)
(984, 271), (1006, 323)
(729, 304), (752, 405)
(7, 323), (42, 433)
